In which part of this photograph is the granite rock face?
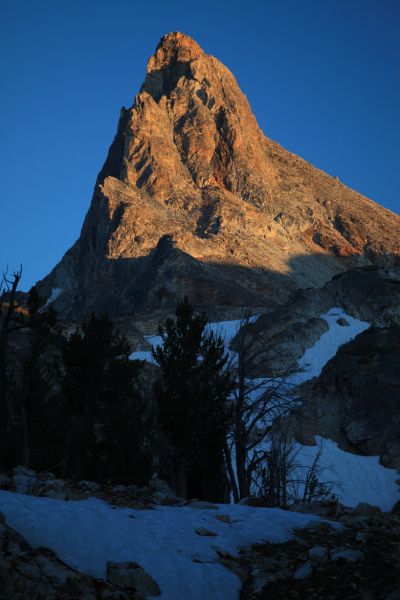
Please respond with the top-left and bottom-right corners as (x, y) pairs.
(232, 266), (400, 375)
(37, 32), (400, 328)
(292, 326), (400, 469)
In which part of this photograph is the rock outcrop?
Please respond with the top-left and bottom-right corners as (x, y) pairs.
(232, 265), (400, 375)
(37, 32), (400, 330)
(0, 465), (185, 509)
(236, 501), (400, 599)
(291, 326), (400, 469)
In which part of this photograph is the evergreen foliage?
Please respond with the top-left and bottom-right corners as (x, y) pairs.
(61, 314), (148, 482)
(153, 297), (234, 501)
(0, 278), (59, 468)
(19, 286), (58, 468)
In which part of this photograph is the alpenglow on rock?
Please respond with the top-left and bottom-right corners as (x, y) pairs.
(38, 32), (400, 325)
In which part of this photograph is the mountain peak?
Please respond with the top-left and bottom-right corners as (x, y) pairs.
(142, 32), (204, 101)
(39, 34), (400, 324)
(147, 32), (203, 72)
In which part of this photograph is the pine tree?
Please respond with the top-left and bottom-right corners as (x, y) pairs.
(61, 314), (146, 482)
(153, 297), (234, 501)
(0, 277), (58, 469)
(19, 286), (58, 468)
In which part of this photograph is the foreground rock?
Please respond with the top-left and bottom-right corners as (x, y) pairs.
(1, 478), (399, 599)
(233, 501), (400, 599)
(107, 562), (160, 597)
(0, 515), (161, 599)
(0, 514), (131, 599)
(0, 465), (185, 510)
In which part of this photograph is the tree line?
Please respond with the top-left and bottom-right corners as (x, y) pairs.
(0, 269), (333, 505)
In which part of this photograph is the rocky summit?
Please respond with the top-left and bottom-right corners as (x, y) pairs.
(37, 32), (400, 329)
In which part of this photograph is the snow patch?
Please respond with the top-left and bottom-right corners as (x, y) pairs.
(41, 287), (62, 310)
(130, 334), (163, 364)
(129, 319), (250, 364)
(294, 307), (370, 384)
(0, 491), (335, 600)
(206, 317), (257, 358)
(294, 438), (399, 511)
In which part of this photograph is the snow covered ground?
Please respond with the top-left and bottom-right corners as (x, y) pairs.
(284, 309), (399, 511)
(40, 287), (63, 311)
(294, 438), (399, 511)
(130, 334), (163, 364)
(293, 307), (370, 384)
(0, 491), (335, 600)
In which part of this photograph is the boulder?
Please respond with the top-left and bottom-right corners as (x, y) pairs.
(294, 561), (313, 579)
(78, 480), (100, 493)
(308, 546), (328, 561)
(331, 549), (364, 562)
(107, 561), (161, 596)
(215, 514), (232, 524)
(13, 473), (37, 494)
(195, 527), (218, 537)
(0, 473), (11, 488)
(238, 497), (265, 507)
(189, 501), (219, 510)
(112, 485), (127, 494)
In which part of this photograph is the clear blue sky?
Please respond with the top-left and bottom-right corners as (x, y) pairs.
(1, 0), (399, 290)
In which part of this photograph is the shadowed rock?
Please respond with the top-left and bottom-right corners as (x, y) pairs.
(292, 325), (400, 469)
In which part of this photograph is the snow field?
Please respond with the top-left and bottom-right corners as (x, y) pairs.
(294, 438), (399, 511)
(0, 491), (337, 600)
(294, 307), (370, 384)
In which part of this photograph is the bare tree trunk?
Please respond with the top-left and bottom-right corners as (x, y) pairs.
(0, 269), (22, 463)
(235, 436), (249, 498)
(234, 333), (250, 499)
(20, 403), (30, 468)
(224, 441), (239, 503)
(63, 415), (87, 480)
(20, 351), (34, 469)
(177, 459), (187, 499)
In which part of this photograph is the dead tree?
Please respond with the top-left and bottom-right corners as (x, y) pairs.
(0, 268), (23, 454)
(224, 312), (300, 502)
(252, 424), (338, 507)
(0, 270), (56, 467)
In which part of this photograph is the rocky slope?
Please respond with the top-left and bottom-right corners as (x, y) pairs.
(37, 32), (400, 330)
(229, 266), (400, 469)
(237, 501), (400, 600)
(0, 517), (134, 599)
(231, 265), (400, 375)
(291, 326), (400, 470)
